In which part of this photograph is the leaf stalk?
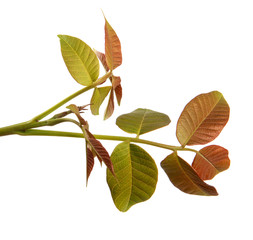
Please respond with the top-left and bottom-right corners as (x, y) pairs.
(15, 129), (199, 154)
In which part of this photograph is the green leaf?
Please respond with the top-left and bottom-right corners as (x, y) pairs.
(90, 86), (111, 115)
(176, 91), (230, 147)
(192, 145), (230, 180)
(58, 35), (100, 86)
(161, 152), (218, 196)
(116, 108), (171, 136)
(107, 142), (158, 212)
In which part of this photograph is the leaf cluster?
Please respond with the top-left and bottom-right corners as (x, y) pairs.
(57, 14), (230, 212)
(58, 15), (122, 120)
(0, 13), (231, 213)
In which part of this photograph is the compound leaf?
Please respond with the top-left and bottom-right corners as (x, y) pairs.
(116, 108), (171, 136)
(192, 145), (230, 180)
(58, 35), (99, 86)
(161, 152), (218, 196)
(107, 142), (158, 212)
(176, 91), (230, 147)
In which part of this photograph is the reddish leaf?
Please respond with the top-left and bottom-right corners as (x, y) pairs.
(86, 144), (95, 184)
(161, 152), (218, 196)
(104, 89), (115, 120)
(112, 76), (122, 105)
(104, 16), (122, 70)
(192, 145), (230, 180)
(67, 104), (87, 126)
(95, 50), (109, 72)
(85, 129), (115, 176)
(114, 83), (122, 106)
(111, 75), (121, 89)
(176, 91), (230, 147)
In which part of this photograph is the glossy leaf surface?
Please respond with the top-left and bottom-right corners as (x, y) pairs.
(116, 108), (171, 136)
(104, 16), (122, 70)
(58, 35), (99, 86)
(161, 152), (218, 196)
(107, 142), (158, 212)
(176, 91), (230, 147)
(90, 86), (111, 115)
(192, 145), (230, 180)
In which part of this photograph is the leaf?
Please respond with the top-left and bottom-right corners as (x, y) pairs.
(192, 145), (230, 180)
(112, 76), (122, 105)
(104, 16), (122, 70)
(161, 152), (218, 196)
(85, 129), (114, 175)
(66, 104), (87, 126)
(116, 108), (171, 136)
(58, 35), (99, 86)
(94, 50), (109, 72)
(90, 86), (111, 115)
(176, 91), (230, 147)
(86, 144), (95, 184)
(107, 142), (158, 212)
(104, 89), (114, 120)
(114, 83), (122, 106)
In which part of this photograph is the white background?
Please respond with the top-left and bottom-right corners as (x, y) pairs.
(0, 0), (252, 239)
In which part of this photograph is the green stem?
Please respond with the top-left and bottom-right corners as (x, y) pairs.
(0, 118), (79, 137)
(31, 71), (112, 122)
(0, 71), (111, 137)
(15, 129), (198, 154)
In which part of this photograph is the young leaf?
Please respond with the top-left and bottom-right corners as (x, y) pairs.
(85, 129), (115, 176)
(86, 144), (95, 184)
(112, 76), (122, 105)
(66, 104), (114, 177)
(95, 51), (122, 105)
(66, 104), (87, 126)
(90, 86), (111, 115)
(107, 142), (158, 212)
(176, 91), (230, 147)
(104, 89), (114, 120)
(161, 152), (218, 196)
(94, 50), (109, 72)
(192, 145), (230, 180)
(58, 35), (99, 86)
(104, 16), (122, 70)
(116, 108), (171, 136)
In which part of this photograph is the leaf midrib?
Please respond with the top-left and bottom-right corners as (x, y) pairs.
(175, 154), (209, 195)
(183, 94), (222, 147)
(136, 109), (147, 137)
(60, 36), (93, 85)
